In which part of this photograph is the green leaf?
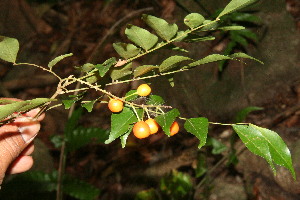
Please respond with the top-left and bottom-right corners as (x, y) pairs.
(95, 57), (116, 77)
(125, 90), (138, 101)
(159, 55), (192, 72)
(48, 53), (73, 69)
(195, 154), (207, 178)
(237, 29), (258, 42)
(218, 25), (245, 31)
(105, 107), (142, 144)
(120, 125), (133, 148)
(207, 137), (228, 154)
(230, 12), (261, 24)
(218, 41), (236, 71)
(50, 135), (64, 148)
(217, 0), (258, 18)
(234, 106), (263, 123)
(232, 124), (276, 174)
(251, 124), (296, 179)
(0, 36), (19, 63)
(134, 65), (158, 78)
(230, 31), (248, 48)
(81, 63), (94, 73)
(0, 98), (53, 121)
(188, 54), (232, 67)
(142, 14), (178, 41)
(184, 13), (205, 29)
(125, 24), (158, 51)
(135, 188), (158, 200)
(64, 108), (83, 139)
(155, 109), (180, 136)
(201, 20), (219, 31)
(183, 35), (216, 43)
(147, 95), (165, 105)
(110, 62), (132, 80)
(113, 43), (141, 59)
(63, 174), (100, 200)
(160, 171), (193, 198)
(66, 127), (109, 152)
(164, 44), (189, 52)
(230, 52), (263, 64)
(82, 100), (97, 112)
(184, 117), (208, 149)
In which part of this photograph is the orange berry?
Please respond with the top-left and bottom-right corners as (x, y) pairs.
(108, 99), (124, 112)
(170, 121), (179, 136)
(137, 84), (151, 96)
(133, 121), (151, 139)
(145, 118), (160, 134)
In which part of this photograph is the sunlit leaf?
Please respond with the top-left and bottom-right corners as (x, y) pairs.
(230, 52), (263, 64)
(147, 95), (165, 105)
(120, 125), (133, 148)
(155, 109), (180, 136)
(113, 43), (141, 59)
(134, 65), (158, 78)
(183, 35), (216, 43)
(125, 90), (138, 101)
(184, 13), (205, 29)
(159, 55), (192, 72)
(110, 62), (132, 80)
(48, 53), (73, 69)
(0, 36), (19, 63)
(105, 107), (142, 144)
(184, 117), (208, 149)
(95, 57), (116, 77)
(142, 14), (178, 41)
(218, 25), (245, 31)
(251, 124), (296, 179)
(188, 54), (232, 67)
(125, 24), (158, 51)
(201, 20), (219, 31)
(0, 98), (53, 121)
(232, 124), (276, 174)
(217, 0), (258, 18)
(82, 100), (97, 112)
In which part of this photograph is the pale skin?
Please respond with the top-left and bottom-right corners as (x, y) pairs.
(0, 104), (45, 187)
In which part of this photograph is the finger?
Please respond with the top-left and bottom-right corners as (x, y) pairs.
(7, 156), (34, 174)
(21, 142), (34, 156)
(14, 117), (40, 143)
(25, 108), (45, 121)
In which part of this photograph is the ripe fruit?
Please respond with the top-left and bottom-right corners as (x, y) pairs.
(137, 84), (151, 96)
(170, 121), (179, 136)
(145, 118), (160, 134)
(133, 121), (151, 139)
(108, 99), (124, 112)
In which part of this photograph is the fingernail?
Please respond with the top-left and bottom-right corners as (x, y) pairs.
(16, 117), (40, 143)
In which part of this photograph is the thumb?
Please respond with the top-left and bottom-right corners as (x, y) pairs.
(0, 118), (40, 185)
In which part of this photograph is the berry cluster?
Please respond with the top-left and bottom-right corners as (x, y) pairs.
(108, 84), (179, 139)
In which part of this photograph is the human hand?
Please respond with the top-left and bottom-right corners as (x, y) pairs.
(0, 103), (45, 187)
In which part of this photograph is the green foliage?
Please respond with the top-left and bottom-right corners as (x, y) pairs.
(207, 137), (228, 155)
(95, 57), (116, 77)
(0, 36), (19, 63)
(105, 107), (143, 144)
(0, 171), (100, 200)
(184, 13), (205, 29)
(125, 24), (158, 51)
(0, 98), (54, 121)
(184, 117), (209, 149)
(48, 53), (73, 69)
(233, 124), (296, 179)
(134, 65), (158, 78)
(113, 43), (141, 59)
(159, 55), (192, 72)
(135, 189), (158, 200)
(234, 106), (263, 123)
(142, 14), (178, 41)
(147, 95), (165, 105)
(195, 153), (207, 178)
(217, 0), (258, 18)
(160, 170), (193, 200)
(155, 109), (180, 136)
(110, 62), (132, 80)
